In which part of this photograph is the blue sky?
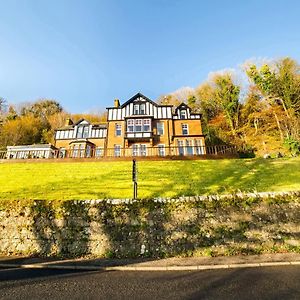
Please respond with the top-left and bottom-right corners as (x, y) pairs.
(0, 0), (300, 113)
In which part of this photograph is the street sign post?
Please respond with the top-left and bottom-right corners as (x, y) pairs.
(132, 159), (137, 199)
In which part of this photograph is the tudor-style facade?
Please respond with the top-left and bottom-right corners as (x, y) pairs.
(54, 93), (206, 157)
(54, 119), (107, 158)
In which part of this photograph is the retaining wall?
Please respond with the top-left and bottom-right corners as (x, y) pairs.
(0, 191), (299, 258)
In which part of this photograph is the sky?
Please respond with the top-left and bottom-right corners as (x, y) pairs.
(0, 0), (300, 113)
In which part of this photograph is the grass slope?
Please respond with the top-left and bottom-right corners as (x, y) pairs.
(0, 157), (300, 200)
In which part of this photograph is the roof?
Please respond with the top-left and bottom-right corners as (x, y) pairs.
(7, 144), (57, 150)
(120, 92), (158, 108)
(106, 92), (173, 109)
(175, 103), (191, 113)
(56, 121), (107, 131)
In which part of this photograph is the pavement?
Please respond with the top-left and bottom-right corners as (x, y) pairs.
(0, 253), (299, 271)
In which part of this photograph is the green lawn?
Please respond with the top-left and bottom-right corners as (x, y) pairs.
(0, 157), (300, 200)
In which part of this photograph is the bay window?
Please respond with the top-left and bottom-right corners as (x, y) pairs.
(127, 119), (151, 132)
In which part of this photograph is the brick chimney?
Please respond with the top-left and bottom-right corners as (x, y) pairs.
(65, 118), (73, 126)
(114, 99), (120, 108)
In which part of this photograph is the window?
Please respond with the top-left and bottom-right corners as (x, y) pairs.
(157, 122), (164, 135)
(186, 140), (193, 155)
(132, 144), (139, 156)
(73, 145), (79, 158)
(114, 145), (121, 157)
(127, 119), (151, 132)
(134, 104), (140, 115)
(127, 120), (134, 132)
(86, 145), (92, 157)
(76, 126), (83, 138)
(143, 119), (151, 132)
(180, 110), (187, 119)
(77, 126), (89, 138)
(140, 145), (147, 156)
(182, 124), (189, 135)
(59, 148), (66, 158)
(79, 144), (85, 157)
(194, 139), (204, 155)
(95, 147), (103, 157)
(83, 126), (89, 138)
(135, 119), (143, 132)
(178, 140), (184, 155)
(158, 144), (165, 156)
(140, 104), (145, 115)
(133, 103), (146, 115)
(132, 144), (147, 156)
(115, 124), (122, 136)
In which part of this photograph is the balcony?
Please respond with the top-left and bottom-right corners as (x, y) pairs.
(125, 131), (153, 140)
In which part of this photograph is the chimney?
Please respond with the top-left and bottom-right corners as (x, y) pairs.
(114, 99), (120, 108)
(65, 118), (73, 126)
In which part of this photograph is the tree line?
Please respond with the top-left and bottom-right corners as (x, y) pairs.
(1, 56), (300, 156)
(159, 57), (300, 156)
(0, 99), (106, 150)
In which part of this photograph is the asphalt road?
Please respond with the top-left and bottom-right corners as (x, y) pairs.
(0, 266), (299, 300)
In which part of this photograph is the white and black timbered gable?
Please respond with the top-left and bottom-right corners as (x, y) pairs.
(107, 93), (173, 121)
(173, 103), (201, 120)
(55, 119), (107, 140)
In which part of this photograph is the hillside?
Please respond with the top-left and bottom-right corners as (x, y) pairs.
(0, 157), (299, 200)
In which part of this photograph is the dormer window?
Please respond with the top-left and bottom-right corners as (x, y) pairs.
(77, 125), (89, 138)
(180, 110), (187, 119)
(133, 103), (146, 115)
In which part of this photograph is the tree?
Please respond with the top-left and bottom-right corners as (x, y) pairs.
(0, 115), (47, 148)
(213, 73), (241, 136)
(246, 57), (300, 142)
(6, 105), (18, 121)
(21, 99), (63, 119)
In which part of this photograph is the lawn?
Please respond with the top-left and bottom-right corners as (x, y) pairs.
(0, 157), (300, 200)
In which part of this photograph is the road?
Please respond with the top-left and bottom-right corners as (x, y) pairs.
(0, 266), (299, 300)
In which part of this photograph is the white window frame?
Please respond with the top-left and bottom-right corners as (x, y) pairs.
(95, 147), (103, 157)
(134, 104), (140, 115)
(180, 110), (187, 119)
(143, 119), (151, 132)
(127, 120), (134, 132)
(83, 126), (89, 138)
(140, 144), (147, 156)
(115, 124), (122, 136)
(178, 140), (184, 155)
(186, 140), (193, 155)
(158, 144), (165, 156)
(114, 145), (121, 157)
(182, 124), (189, 135)
(135, 119), (143, 132)
(132, 144), (139, 156)
(194, 139), (204, 155)
(140, 103), (146, 115)
(157, 122), (164, 135)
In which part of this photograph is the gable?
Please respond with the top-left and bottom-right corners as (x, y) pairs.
(107, 92), (173, 121)
(120, 92), (158, 108)
(75, 119), (90, 126)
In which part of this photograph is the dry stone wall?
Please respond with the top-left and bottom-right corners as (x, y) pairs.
(0, 191), (299, 258)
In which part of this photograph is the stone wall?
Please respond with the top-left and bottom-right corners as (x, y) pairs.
(0, 192), (299, 258)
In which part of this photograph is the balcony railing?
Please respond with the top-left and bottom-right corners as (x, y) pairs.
(125, 131), (153, 139)
(0, 145), (237, 160)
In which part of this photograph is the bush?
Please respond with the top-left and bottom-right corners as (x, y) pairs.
(284, 137), (300, 156)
